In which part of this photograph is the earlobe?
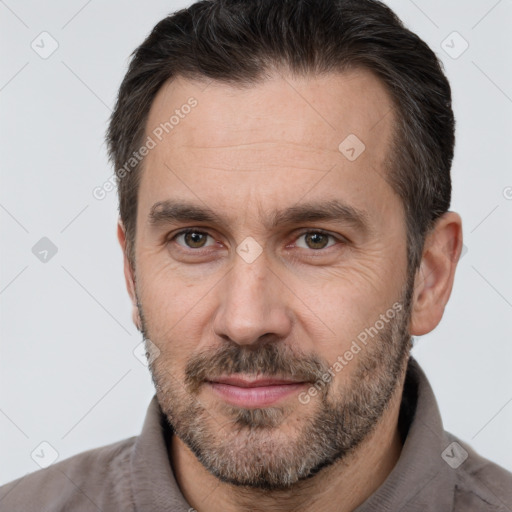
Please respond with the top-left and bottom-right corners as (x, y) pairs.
(410, 212), (463, 336)
(117, 219), (142, 331)
(132, 305), (142, 332)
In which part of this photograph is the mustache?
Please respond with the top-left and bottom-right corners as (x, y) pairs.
(184, 342), (330, 393)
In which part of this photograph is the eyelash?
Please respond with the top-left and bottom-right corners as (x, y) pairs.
(168, 228), (345, 252)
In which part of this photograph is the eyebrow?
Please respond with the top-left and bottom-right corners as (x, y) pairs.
(148, 199), (370, 233)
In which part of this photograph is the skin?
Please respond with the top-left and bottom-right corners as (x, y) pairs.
(117, 69), (463, 512)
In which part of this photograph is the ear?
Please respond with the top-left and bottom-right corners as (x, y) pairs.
(410, 212), (463, 336)
(117, 219), (142, 331)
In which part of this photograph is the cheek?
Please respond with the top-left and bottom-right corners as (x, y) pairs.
(136, 259), (216, 360)
(286, 261), (404, 362)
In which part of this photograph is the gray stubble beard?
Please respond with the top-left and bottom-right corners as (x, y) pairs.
(140, 282), (413, 490)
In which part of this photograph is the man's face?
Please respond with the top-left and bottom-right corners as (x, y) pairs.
(130, 69), (412, 488)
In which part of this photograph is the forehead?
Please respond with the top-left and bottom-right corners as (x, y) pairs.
(146, 68), (394, 161)
(138, 68), (398, 230)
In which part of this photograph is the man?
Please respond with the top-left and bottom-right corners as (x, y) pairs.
(1, 0), (511, 510)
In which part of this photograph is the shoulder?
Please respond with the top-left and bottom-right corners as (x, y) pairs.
(0, 436), (137, 512)
(446, 433), (512, 511)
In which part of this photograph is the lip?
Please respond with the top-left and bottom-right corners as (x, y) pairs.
(206, 376), (308, 408)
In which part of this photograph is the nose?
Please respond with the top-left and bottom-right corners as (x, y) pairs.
(212, 253), (293, 347)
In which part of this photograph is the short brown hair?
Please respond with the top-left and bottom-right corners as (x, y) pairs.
(107, 0), (455, 271)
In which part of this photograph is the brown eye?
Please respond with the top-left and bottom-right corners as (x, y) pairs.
(296, 231), (337, 250)
(174, 230), (214, 249)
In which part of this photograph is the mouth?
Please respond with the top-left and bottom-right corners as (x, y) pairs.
(205, 375), (310, 408)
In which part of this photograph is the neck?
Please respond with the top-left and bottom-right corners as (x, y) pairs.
(169, 384), (405, 512)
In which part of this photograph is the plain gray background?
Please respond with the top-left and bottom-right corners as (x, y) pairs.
(1, 0), (511, 485)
